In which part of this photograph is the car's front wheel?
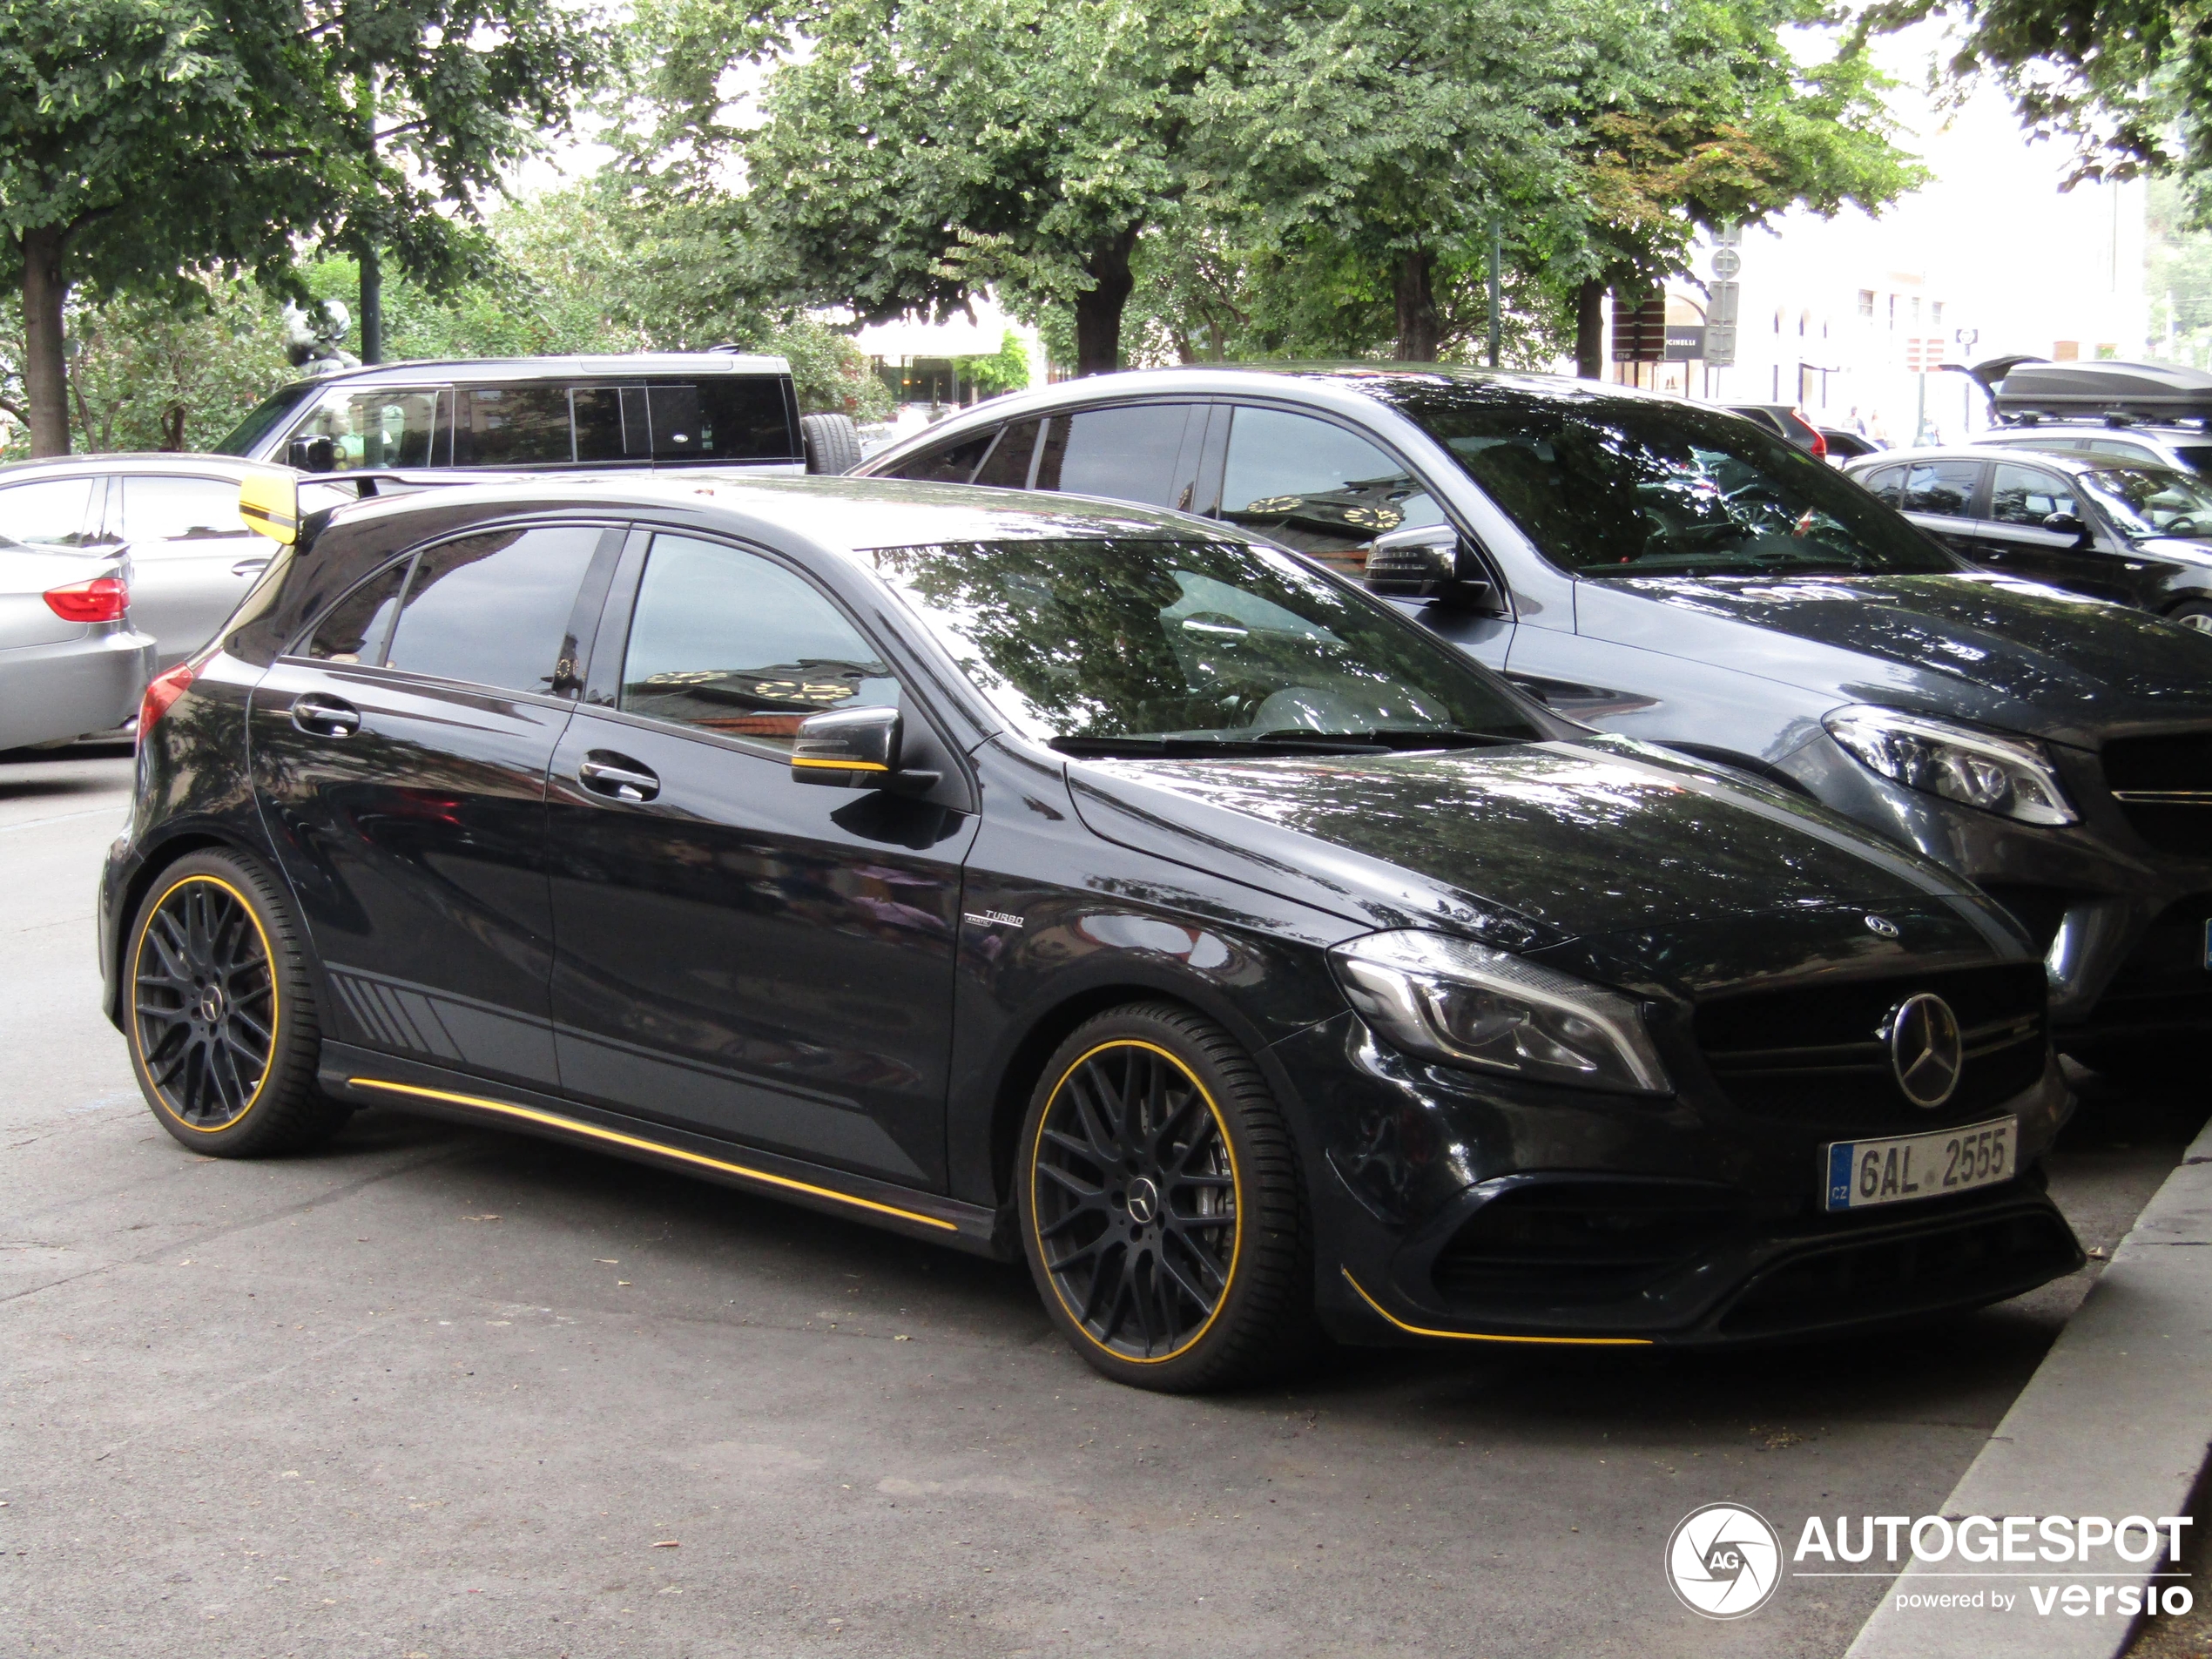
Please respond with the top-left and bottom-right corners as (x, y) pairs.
(125, 848), (347, 1156)
(2167, 598), (2212, 634)
(1016, 1001), (1319, 1391)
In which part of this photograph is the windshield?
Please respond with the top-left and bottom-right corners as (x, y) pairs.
(1379, 381), (1958, 578)
(213, 385), (314, 456)
(867, 536), (1540, 751)
(2076, 465), (2212, 539)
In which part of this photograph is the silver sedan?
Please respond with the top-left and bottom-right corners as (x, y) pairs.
(0, 526), (152, 750)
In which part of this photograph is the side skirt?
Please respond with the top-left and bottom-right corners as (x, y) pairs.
(320, 1042), (1007, 1258)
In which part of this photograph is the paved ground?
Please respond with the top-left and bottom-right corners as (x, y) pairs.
(1, 746), (2203, 1659)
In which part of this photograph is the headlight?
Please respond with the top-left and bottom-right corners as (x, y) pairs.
(1328, 931), (1670, 1094)
(1824, 705), (2076, 826)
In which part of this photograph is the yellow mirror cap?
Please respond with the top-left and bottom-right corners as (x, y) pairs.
(238, 472), (298, 545)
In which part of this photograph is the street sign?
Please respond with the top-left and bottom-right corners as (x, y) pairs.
(1611, 293), (1669, 363)
(1904, 335), (1949, 373)
(1710, 247), (1742, 280)
(1703, 323), (1737, 368)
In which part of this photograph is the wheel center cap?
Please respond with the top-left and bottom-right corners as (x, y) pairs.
(198, 984), (226, 1023)
(1126, 1177), (1160, 1226)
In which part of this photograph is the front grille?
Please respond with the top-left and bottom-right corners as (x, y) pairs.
(2102, 731), (2212, 857)
(1716, 1205), (2081, 1337)
(1694, 962), (2047, 1127)
(1429, 1181), (1750, 1305)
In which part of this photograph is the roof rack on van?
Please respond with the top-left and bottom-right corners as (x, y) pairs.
(2101, 412), (2141, 428)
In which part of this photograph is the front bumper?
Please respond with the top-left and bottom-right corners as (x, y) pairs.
(1779, 732), (2212, 1042)
(1273, 1012), (2081, 1350)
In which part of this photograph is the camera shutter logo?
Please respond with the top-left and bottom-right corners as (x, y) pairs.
(1665, 1503), (1782, 1619)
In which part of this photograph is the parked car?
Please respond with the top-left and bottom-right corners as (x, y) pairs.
(857, 367), (2212, 1074)
(0, 455), (352, 673)
(1726, 402), (1828, 457)
(0, 474), (153, 748)
(211, 351), (865, 479)
(1820, 428), (1886, 462)
(102, 470), (2083, 1388)
(1971, 418), (2212, 479)
(1844, 445), (2212, 631)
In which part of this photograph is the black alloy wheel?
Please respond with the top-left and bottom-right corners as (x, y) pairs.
(1018, 1001), (1319, 1391)
(125, 849), (347, 1155)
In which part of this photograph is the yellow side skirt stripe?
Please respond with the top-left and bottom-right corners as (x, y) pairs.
(347, 1076), (957, 1232)
(1340, 1267), (1653, 1346)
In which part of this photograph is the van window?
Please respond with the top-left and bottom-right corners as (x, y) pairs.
(457, 386), (574, 467)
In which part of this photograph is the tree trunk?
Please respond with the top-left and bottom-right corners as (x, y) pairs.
(1394, 250), (1440, 361)
(360, 245), (384, 365)
(1575, 279), (1607, 379)
(22, 226), (70, 457)
(1072, 228), (1139, 377)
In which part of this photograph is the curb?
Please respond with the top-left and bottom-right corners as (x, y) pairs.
(1843, 1110), (2212, 1659)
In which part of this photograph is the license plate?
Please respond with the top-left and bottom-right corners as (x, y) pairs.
(1824, 1118), (2016, 1212)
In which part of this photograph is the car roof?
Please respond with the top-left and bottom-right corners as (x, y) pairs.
(1977, 422), (2202, 441)
(1842, 443), (2190, 478)
(0, 453), (293, 482)
(320, 470), (1226, 558)
(266, 352), (791, 397)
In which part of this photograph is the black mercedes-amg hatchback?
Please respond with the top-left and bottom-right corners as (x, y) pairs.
(98, 473), (2081, 1390)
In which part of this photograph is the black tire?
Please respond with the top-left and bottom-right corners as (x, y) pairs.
(124, 848), (348, 1157)
(800, 411), (863, 475)
(1015, 1001), (1320, 1392)
(2166, 599), (2212, 636)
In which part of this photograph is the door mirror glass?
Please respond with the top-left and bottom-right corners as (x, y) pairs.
(1363, 523), (1501, 612)
(790, 704), (943, 794)
(287, 435), (336, 474)
(2040, 511), (2087, 537)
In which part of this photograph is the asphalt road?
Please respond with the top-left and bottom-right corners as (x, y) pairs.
(2, 746), (2202, 1659)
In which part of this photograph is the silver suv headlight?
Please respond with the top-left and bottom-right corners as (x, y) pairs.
(1824, 705), (2076, 826)
(1328, 931), (1670, 1094)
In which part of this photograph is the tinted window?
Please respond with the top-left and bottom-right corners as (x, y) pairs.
(120, 476), (248, 542)
(974, 420), (1042, 488)
(1900, 462), (1979, 516)
(1035, 405), (1191, 507)
(2083, 438), (2160, 463)
(573, 387), (650, 462)
(889, 428), (998, 484)
(290, 386), (450, 470)
(1219, 407), (1440, 573)
(2170, 444), (2212, 475)
(1988, 464), (2080, 526)
(0, 476), (98, 546)
(1382, 381), (1956, 577)
(303, 562), (409, 664)
(384, 525), (600, 693)
(620, 535), (897, 745)
(695, 378), (799, 461)
(873, 536), (1536, 745)
(458, 386), (572, 467)
(1858, 465), (1905, 505)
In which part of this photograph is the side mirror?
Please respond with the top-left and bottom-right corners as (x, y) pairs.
(237, 471), (299, 546)
(1363, 523), (1503, 613)
(791, 704), (941, 795)
(287, 435), (336, 474)
(2041, 510), (2090, 545)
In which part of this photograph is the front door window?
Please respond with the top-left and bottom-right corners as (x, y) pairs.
(1218, 407), (1440, 575)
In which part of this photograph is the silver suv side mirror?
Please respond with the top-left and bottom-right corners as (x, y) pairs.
(1363, 523), (1503, 613)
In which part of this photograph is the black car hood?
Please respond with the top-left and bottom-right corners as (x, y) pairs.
(1575, 572), (2212, 745)
(1065, 738), (2016, 960)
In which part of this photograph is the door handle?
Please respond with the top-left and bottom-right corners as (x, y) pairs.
(231, 556), (272, 578)
(290, 693), (361, 738)
(579, 752), (660, 803)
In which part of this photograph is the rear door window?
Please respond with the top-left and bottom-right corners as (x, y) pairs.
(383, 525), (602, 695)
(974, 420), (1043, 488)
(1899, 461), (1981, 516)
(118, 476), (252, 542)
(0, 475), (100, 546)
(1858, 465), (1905, 505)
(888, 428), (1001, 484)
(1034, 405), (1199, 508)
(302, 562), (411, 664)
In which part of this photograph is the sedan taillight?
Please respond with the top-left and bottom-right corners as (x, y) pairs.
(44, 576), (129, 623)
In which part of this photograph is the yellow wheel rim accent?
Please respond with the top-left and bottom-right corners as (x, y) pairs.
(1028, 1038), (1244, 1366)
(129, 873), (279, 1133)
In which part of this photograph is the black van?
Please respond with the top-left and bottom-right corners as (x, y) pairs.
(212, 351), (864, 476)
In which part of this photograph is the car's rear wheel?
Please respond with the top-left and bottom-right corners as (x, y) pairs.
(125, 849), (347, 1156)
(1016, 1002), (1318, 1392)
(800, 411), (863, 475)
(2167, 599), (2212, 634)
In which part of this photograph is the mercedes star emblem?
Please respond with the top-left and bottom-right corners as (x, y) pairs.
(1886, 993), (1963, 1109)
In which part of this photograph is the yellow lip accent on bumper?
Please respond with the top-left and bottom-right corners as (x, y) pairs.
(1340, 1267), (1654, 1346)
